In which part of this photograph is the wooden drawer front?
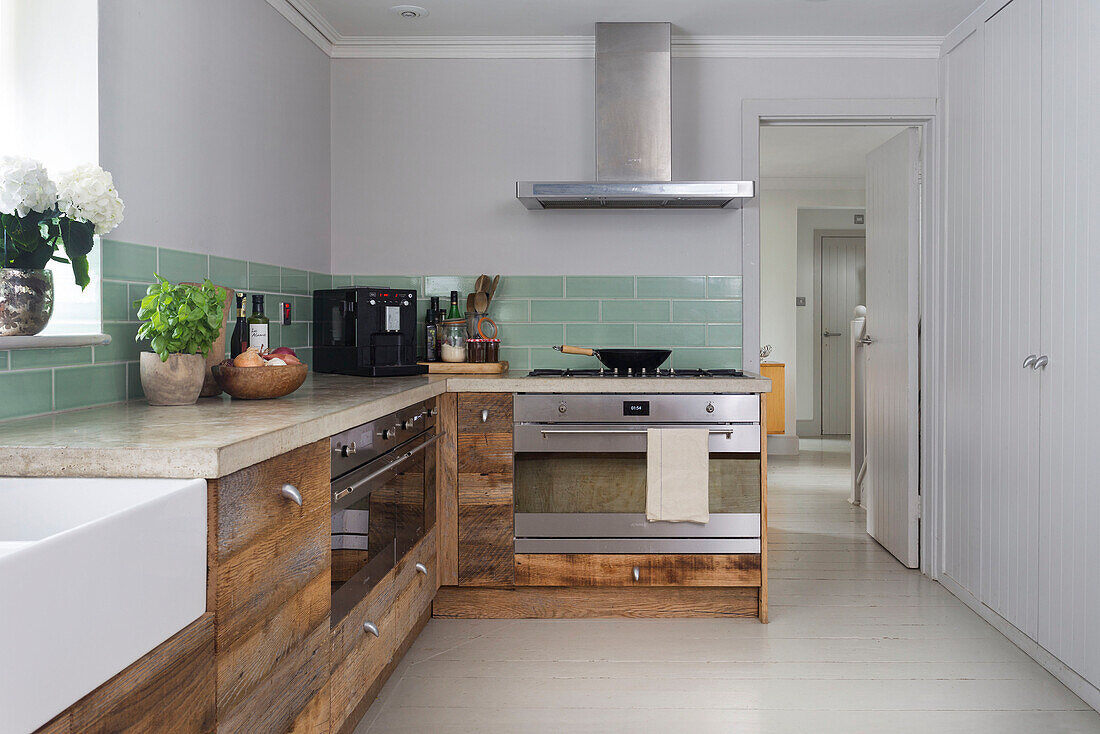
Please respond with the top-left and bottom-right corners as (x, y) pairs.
(514, 554), (762, 587)
(395, 527), (438, 641)
(288, 682), (330, 734)
(329, 607), (395, 731)
(458, 474), (515, 586)
(68, 613), (216, 733)
(457, 393), (513, 434)
(212, 440), (330, 734)
(330, 569), (396, 669)
(457, 432), (513, 474)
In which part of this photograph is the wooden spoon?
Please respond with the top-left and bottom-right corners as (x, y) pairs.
(475, 275), (490, 294)
(488, 275), (500, 304)
(466, 293), (476, 313)
(474, 291), (489, 313)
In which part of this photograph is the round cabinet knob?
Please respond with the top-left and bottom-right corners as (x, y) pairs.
(632, 566), (641, 582)
(363, 621), (379, 637)
(706, 403), (715, 414)
(558, 402), (568, 414)
(415, 562), (428, 575)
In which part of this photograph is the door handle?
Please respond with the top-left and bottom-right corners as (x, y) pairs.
(823, 331), (842, 337)
(1033, 355), (1049, 370)
(480, 409), (490, 423)
(859, 335), (874, 345)
(1022, 354), (1037, 369)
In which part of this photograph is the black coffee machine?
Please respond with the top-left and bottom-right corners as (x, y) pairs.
(312, 287), (428, 376)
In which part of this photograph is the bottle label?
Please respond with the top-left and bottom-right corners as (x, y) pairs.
(249, 324), (269, 351)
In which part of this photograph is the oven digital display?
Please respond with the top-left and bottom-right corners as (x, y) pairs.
(623, 400), (650, 416)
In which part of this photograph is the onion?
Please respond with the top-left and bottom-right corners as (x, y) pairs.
(266, 357), (287, 366)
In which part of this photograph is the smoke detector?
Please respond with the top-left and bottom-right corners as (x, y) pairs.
(390, 5), (428, 19)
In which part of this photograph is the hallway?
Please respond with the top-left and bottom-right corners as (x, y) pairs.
(355, 439), (1100, 733)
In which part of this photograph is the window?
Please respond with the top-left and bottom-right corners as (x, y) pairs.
(0, 0), (102, 337)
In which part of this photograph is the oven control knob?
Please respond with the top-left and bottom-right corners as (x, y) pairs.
(402, 299), (410, 306)
(558, 401), (567, 414)
(369, 299), (376, 305)
(706, 402), (715, 414)
(340, 442), (357, 457)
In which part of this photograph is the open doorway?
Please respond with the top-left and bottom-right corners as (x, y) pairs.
(754, 115), (927, 571)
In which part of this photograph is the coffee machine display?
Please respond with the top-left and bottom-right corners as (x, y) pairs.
(313, 287), (428, 377)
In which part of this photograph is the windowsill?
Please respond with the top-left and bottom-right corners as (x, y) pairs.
(0, 334), (112, 350)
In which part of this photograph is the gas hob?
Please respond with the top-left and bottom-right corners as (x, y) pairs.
(526, 368), (745, 378)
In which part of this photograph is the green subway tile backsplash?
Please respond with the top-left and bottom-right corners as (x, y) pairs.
(101, 240), (157, 282)
(1, 262), (743, 423)
(156, 249), (208, 284)
(637, 276), (706, 299)
(54, 363), (128, 411)
(9, 346), (93, 370)
(600, 300), (670, 323)
(531, 299), (599, 322)
(565, 276), (634, 298)
(0, 370), (53, 420)
(565, 323), (634, 346)
(209, 257), (249, 290)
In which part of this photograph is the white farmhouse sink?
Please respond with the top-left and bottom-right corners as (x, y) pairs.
(0, 477), (207, 734)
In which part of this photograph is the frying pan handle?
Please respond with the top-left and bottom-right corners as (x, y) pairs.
(555, 345), (596, 357)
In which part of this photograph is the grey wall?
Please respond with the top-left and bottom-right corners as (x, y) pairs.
(98, 0), (331, 272)
(330, 56), (938, 276)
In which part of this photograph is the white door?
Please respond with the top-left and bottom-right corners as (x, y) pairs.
(1037, 0), (1100, 681)
(864, 128), (920, 568)
(820, 235), (866, 435)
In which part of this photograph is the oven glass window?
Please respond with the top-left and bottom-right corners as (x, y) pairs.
(514, 453), (761, 514)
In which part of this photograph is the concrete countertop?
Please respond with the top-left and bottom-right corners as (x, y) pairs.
(0, 370), (769, 479)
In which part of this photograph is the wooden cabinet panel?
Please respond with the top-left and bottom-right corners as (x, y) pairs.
(69, 613), (215, 734)
(395, 528), (438, 641)
(456, 432), (513, 474)
(457, 393), (513, 434)
(436, 392), (460, 586)
(759, 363), (785, 434)
(210, 439), (331, 734)
(457, 473), (514, 586)
(288, 682), (330, 734)
(329, 607), (394, 731)
(515, 554), (761, 587)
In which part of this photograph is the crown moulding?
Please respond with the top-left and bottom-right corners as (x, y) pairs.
(267, 0), (943, 60)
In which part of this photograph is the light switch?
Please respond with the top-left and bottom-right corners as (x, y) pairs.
(796, 296), (807, 307)
(854, 214), (865, 225)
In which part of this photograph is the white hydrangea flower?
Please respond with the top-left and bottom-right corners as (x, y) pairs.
(55, 163), (125, 235)
(0, 156), (57, 217)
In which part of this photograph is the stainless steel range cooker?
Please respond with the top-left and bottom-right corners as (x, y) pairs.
(512, 393), (762, 554)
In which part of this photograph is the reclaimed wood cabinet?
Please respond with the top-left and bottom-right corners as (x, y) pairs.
(455, 393), (514, 586)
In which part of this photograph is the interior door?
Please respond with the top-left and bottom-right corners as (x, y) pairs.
(1037, 0), (1100, 681)
(863, 128), (920, 568)
(820, 235), (866, 435)
(979, 0), (1042, 638)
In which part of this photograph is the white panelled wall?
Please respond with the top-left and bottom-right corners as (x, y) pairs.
(935, 0), (1100, 710)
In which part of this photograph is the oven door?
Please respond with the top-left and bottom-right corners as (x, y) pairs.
(331, 430), (440, 623)
(513, 423), (761, 554)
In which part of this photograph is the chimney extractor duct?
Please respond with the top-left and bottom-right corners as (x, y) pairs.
(517, 22), (755, 210)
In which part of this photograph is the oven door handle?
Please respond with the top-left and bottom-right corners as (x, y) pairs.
(333, 432), (444, 503)
(538, 429), (740, 436)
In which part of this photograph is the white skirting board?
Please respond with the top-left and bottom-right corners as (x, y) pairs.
(938, 574), (1100, 713)
(766, 434), (799, 455)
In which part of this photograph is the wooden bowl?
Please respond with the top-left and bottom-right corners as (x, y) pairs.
(211, 362), (308, 400)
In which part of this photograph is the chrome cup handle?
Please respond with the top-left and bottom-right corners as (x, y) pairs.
(415, 562), (428, 575)
(281, 484), (303, 506)
(363, 621), (379, 637)
(1022, 354), (1038, 369)
(1033, 355), (1049, 370)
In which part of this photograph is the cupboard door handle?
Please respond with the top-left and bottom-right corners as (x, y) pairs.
(1022, 354), (1037, 369)
(363, 621), (379, 637)
(1033, 355), (1049, 370)
(415, 562), (428, 575)
(281, 484), (303, 506)
(632, 566), (640, 582)
(480, 409), (490, 423)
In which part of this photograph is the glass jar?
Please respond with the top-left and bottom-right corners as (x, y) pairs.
(486, 339), (500, 363)
(440, 319), (468, 363)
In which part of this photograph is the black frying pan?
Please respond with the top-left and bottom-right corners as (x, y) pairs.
(554, 345), (671, 372)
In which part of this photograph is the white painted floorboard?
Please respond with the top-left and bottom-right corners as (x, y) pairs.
(355, 438), (1100, 733)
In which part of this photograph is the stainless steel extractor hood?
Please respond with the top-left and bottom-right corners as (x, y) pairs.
(516, 22), (754, 210)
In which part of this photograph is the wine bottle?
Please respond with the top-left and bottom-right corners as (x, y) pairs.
(230, 292), (248, 358)
(446, 290), (462, 320)
(424, 297), (439, 361)
(248, 295), (270, 351)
